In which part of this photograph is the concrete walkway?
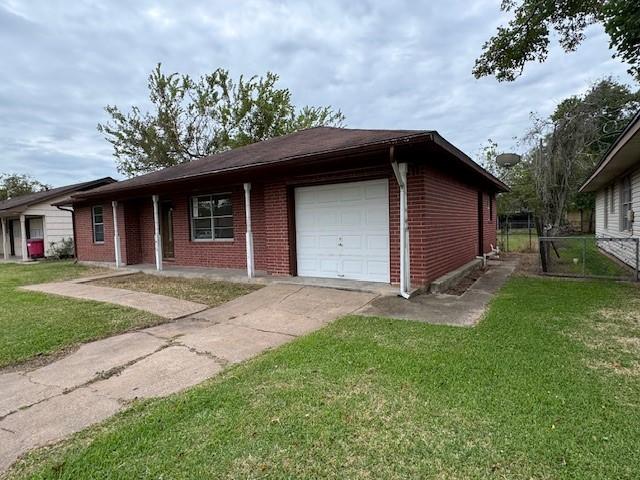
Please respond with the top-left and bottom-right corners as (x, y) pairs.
(0, 284), (376, 473)
(21, 273), (208, 319)
(357, 259), (517, 326)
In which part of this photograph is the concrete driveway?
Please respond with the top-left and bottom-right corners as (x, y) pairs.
(0, 284), (376, 473)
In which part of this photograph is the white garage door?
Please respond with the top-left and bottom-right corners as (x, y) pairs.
(295, 179), (390, 282)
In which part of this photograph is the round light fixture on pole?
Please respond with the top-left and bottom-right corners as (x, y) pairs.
(496, 153), (521, 168)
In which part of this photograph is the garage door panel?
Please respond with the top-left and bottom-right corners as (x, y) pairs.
(295, 179), (389, 283)
(365, 182), (387, 199)
(340, 210), (362, 227)
(367, 234), (388, 250)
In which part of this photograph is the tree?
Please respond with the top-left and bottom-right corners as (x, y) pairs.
(481, 139), (539, 216)
(525, 78), (640, 233)
(98, 65), (346, 176)
(473, 0), (640, 81)
(0, 173), (50, 201)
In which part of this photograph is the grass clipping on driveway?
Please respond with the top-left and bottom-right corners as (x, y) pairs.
(7, 276), (640, 479)
(92, 272), (261, 307)
(0, 262), (166, 369)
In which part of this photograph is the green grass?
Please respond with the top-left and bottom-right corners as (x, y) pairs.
(546, 237), (632, 278)
(0, 262), (164, 368)
(498, 231), (538, 252)
(92, 272), (261, 307)
(8, 276), (640, 479)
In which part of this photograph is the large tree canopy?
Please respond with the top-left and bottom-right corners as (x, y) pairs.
(473, 0), (640, 81)
(98, 65), (346, 177)
(483, 78), (640, 233)
(0, 173), (50, 201)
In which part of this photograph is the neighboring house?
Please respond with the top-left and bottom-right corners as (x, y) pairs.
(69, 127), (508, 295)
(0, 178), (116, 260)
(580, 110), (640, 267)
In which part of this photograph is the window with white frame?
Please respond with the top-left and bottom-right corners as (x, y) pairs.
(92, 206), (104, 243)
(191, 194), (233, 240)
(604, 187), (609, 229)
(621, 175), (633, 231)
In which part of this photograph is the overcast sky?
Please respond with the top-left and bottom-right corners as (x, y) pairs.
(0, 0), (635, 187)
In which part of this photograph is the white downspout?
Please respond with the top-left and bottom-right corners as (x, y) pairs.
(112, 201), (122, 268)
(244, 182), (255, 278)
(152, 195), (163, 271)
(1, 217), (8, 260)
(20, 214), (28, 261)
(391, 150), (411, 299)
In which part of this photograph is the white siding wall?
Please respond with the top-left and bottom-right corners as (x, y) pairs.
(594, 165), (640, 268)
(23, 198), (74, 257)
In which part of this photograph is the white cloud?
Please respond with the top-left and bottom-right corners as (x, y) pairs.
(0, 0), (635, 186)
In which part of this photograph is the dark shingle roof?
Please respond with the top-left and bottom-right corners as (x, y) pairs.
(0, 177), (116, 214)
(74, 127), (508, 199)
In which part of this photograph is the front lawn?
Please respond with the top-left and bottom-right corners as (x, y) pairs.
(0, 262), (163, 368)
(92, 272), (261, 307)
(8, 276), (640, 478)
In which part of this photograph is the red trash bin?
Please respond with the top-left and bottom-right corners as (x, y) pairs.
(27, 239), (45, 259)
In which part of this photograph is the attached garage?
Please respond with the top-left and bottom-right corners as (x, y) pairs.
(69, 127), (509, 295)
(294, 179), (390, 282)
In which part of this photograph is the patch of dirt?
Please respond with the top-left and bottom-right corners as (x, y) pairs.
(503, 252), (540, 276)
(444, 267), (486, 296)
(0, 345), (80, 375)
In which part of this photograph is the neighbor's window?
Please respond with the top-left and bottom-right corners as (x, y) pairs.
(604, 187), (609, 229)
(191, 194), (233, 241)
(92, 206), (104, 243)
(621, 175), (633, 231)
(610, 183), (615, 213)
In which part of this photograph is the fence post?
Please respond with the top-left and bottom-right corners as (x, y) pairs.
(636, 238), (640, 282)
(582, 237), (587, 277)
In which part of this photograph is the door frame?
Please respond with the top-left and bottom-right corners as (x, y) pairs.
(160, 201), (175, 259)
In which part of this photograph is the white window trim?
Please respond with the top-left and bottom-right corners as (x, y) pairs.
(604, 187), (609, 230)
(620, 175), (633, 232)
(190, 193), (234, 242)
(92, 205), (105, 244)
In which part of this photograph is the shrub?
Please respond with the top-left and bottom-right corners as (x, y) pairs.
(48, 237), (75, 259)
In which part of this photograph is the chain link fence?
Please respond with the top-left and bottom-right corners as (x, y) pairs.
(498, 214), (538, 252)
(539, 236), (639, 281)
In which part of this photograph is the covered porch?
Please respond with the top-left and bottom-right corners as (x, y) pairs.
(0, 214), (45, 261)
(77, 260), (399, 296)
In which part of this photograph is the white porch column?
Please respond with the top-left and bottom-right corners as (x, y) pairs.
(1, 217), (8, 260)
(244, 182), (255, 278)
(152, 195), (163, 271)
(391, 151), (410, 298)
(19, 214), (28, 261)
(112, 201), (122, 268)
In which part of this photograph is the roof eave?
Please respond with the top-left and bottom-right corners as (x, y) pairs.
(72, 132), (507, 200)
(580, 110), (640, 192)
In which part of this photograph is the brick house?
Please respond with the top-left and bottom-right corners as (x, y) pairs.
(69, 127), (507, 296)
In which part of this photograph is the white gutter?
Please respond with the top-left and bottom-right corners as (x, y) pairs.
(244, 182), (255, 278)
(152, 195), (163, 271)
(112, 201), (122, 268)
(391, 147), (411, 299)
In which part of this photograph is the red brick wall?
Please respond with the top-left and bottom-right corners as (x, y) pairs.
(75, 203), (115, 262)
(74, 163), (498, 286)
(420, 165), (481, 283)
(482, 193), (497, 253)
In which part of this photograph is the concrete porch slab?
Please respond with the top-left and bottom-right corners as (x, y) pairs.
(78, 261), (399, 296)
